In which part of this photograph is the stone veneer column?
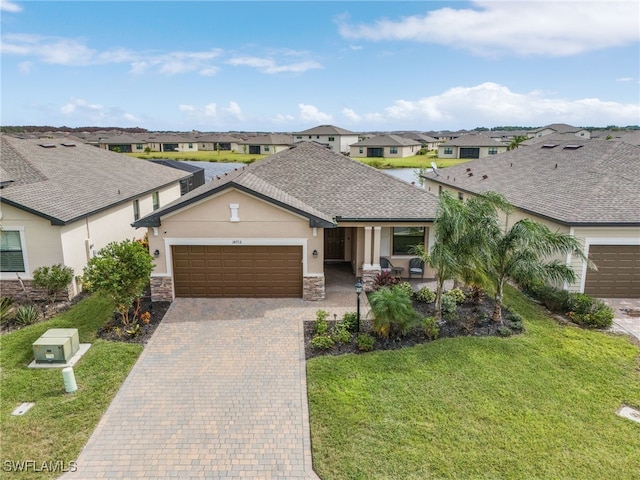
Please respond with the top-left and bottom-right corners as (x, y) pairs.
(361, 266), (380, 292)
(303, 275), (325, 301)
(150, 276), (174, 302)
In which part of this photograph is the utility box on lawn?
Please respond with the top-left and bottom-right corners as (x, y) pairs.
(32, 328), (80, 364)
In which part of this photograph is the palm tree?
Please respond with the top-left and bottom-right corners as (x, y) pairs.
(482, 218), (591, 324)
(508, 135), (528, 151)
(412, 191), (510, 321)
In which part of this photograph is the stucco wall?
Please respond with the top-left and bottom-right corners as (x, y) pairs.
(148, 188), (320, 277)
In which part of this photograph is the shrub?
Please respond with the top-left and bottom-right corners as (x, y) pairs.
(315, 309), (330, 335)
(509, 321), (524, 333)
(416, 287), (436, 303)
(373, 271), (399, 289)
(14, 304), (40, 326)
(497, 326), (513, 337)
(341, 312), (358, 333)
(0, 297), (16, 324)
(396, 281), (414, 298)
(356, 334), (375, 352)
(469, 284), (486, 303)
(369, 286), (419, 338)
(421, 316), (440, 340)
(32, 264), (74, 303)
(566, 293), (595, 315)
(529, 284), (570, 313)
(368, 159), (384, 169)
(83, 239), (154, 325)
(333, 323), (352, 344)
(568, 300), (614, 329)
(445, 288), (466, 304)
(441, 294), (458, 323)
(508, 311), (523, 323)
(310, 334), (335, 350)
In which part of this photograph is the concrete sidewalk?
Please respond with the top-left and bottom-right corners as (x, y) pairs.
(603, 297), (640, 341)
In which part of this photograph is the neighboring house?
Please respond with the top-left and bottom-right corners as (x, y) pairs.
(422, 138), (640, 298)
(0, 135), (188, 300)
(194, 134), (241, 152)
(294, 125), (359, 154)
(133, 141), (441, 301)
(237, 134), (293, 155)
(438, 134), (508, 159)
(149, 160), (206, 195)
(350, 134), (422, 158)
(146, 133), (199, 153)
(99, 134), (149, 153)
(531, 123), (591, 139)
(400, 133), (441, 151)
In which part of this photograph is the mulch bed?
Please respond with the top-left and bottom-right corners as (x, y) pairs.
(97, 296), (171, 344)
(304, 295), (519, 359)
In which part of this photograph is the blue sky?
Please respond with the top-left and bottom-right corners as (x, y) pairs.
(1, 0), (638, 132)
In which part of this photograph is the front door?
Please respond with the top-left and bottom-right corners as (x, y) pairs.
(324, 228), (345, 260)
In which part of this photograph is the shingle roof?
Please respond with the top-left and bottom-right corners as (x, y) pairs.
(533, 123), (585, 134)
(135, 141), (439, 227)
(444, 134), (506, 147)
(423, 139), (640, 226)
(353, 134), (421, 147)
(0, 135), (188, 225)
(296, 125), (357, 136)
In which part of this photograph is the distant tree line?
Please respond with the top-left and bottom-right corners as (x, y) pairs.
(0, 125), (149, 134)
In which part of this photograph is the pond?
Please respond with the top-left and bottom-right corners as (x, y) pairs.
(384, 168), (430, 187)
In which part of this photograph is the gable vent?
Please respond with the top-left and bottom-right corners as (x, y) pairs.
(39, 143), (56, 148)
(563, 144), (583, 150)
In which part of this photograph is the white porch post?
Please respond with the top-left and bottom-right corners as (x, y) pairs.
(372, 227), (382, 268)
(363, 226), (372, 268)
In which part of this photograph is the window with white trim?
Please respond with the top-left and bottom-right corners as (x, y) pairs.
(0, 231), (25, 272)
(133, 199), (140, 221)
(152, 191), (160, 211)
(390, 147), (398, 154)
(488, 148), (498, 155)
(392, 227), (425, 255)
(444, 147), (453, 155)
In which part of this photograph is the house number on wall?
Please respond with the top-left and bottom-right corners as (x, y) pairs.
(232, 240), (242, 244)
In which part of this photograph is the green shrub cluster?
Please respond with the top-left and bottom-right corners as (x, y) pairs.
(416, 287), (436, 303)
(421, 316), (440, 340)
(310, 310), (355, 350)
(441, 294), (458, 322)
(444, 288), (466, 304)
(396, 281), (414, 298)
(356, 334), (375, 352)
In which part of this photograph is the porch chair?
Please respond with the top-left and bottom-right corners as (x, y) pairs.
(380, 257), (394, 274)
(408, 257), (425, 279)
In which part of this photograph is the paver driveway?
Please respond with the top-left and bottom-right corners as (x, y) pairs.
(65, 297), (337, 479)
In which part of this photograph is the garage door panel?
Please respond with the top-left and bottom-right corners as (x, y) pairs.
(172, 245), (302, 298)
(585, 245), (640, 298)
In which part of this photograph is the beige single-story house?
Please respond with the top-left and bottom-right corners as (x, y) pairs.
(194, 134), (241, 152)
(294, 125), (359, 154)
(99, 134), (150, 153)
(422, 138), (640, 298)
(350, 135), (422, 158)
(134, 141), (441, 301)
(237, 134), (293, 155)
(0, 135), (188, 300)
(438, 134), (508, 159)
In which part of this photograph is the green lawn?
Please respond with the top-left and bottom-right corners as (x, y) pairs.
(307, 286), (640, 480)
(128, 150), (268, 163)
(357, 156), (472, 169)
(0, 295), (143, 479)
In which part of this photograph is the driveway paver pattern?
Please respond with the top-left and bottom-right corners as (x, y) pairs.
(64, 296), (358, 479)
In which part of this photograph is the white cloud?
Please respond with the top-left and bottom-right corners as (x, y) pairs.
(0, 0), (21, 12)
(18, 61), (32, 74)
(272, 113), (296, 124)
(228, 56), (322, 74)
(337, 1), (640, 56)
(61, 98), (104, 115)
(616, 77), (634, 82)
(223, 101), (243, 120)
(177, 101), (247, 125)
(1, 33), (222, 75)
(356, 82), (640, 129)
(178, 104), (195, 112)
(298, 104), (333, 123)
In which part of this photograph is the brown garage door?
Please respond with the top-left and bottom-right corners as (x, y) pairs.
(172, 245), (302, 298)
(584, 245), (640, 298)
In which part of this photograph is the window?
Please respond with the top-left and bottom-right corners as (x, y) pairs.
(390, 147), (398, 154)
(133, 199), (140, 221)
(359, 147), (364, 154)
(328, 136), (335, 141)
(438, 185), (443, 194)
(152, 191), (160, 211)
(0, 231), (25, 272)
(392, 227), (425, 255)
(188, 143), (193, 149)
(488, 148), (498, 155)
(296, 135), (302, 139)
(136, 144), (143, 150)
(458, 192), (464, 201)
(444, 147), (453, 155)
(316, 135), (320, 139)
(264, 146), (270, 152)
